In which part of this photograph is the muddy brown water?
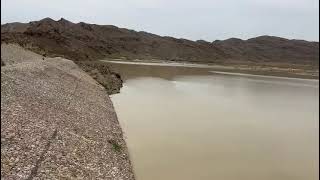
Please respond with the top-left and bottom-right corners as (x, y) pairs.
(106, 61), (319, 180)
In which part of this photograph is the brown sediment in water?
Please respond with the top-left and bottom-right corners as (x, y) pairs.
(109, 62), (318, 180)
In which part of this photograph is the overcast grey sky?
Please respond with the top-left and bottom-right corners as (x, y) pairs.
(1, 0), (319, 41)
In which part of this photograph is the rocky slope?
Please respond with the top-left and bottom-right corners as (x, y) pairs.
(1, 18), (319, 68)
(1, 44), (135, 179)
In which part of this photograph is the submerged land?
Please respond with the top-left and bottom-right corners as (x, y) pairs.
(1, 17), (319, 179)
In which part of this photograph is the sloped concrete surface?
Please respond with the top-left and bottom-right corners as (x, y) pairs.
(1, 44), (135, 179)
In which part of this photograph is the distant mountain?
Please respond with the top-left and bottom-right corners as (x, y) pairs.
(1, 18), (319, 67)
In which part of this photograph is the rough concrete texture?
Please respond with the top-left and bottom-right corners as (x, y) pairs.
(1, 44), (135, 179)
(1, 43), (44, 65)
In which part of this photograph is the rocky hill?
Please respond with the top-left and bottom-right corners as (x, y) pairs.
(1, 18), (319, 68)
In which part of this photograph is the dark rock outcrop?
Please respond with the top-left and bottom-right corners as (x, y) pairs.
(75, 61), (123, 94)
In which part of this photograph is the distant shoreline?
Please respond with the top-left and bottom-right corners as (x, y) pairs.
(101, 59), (319, 80)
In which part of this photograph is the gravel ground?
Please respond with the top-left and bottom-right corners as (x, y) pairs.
(1, 44), (135, 179)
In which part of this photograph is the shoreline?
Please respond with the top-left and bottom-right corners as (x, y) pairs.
(209, 71), (319, 82)
(101, 59), (319, 80)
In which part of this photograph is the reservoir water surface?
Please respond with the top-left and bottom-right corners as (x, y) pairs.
(107, 62), (319, 180)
